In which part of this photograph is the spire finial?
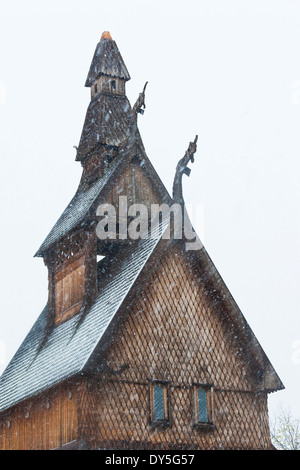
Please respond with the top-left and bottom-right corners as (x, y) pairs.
(101, 31), (112, 40)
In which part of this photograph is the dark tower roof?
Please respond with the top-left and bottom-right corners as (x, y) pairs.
(76, 31), (133, 161)
(85, 31), (130, 87)
(34, 32), (171, 257)
(75, 92), (133, 160)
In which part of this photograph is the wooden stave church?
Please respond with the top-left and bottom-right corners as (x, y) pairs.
(0, 32), (284, 450)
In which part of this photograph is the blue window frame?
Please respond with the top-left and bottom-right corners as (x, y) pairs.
(197, 388), (208, 423)
(193, 384), (213, 425)
(150, 381), (169, 424)
(154, 384), (165, 421)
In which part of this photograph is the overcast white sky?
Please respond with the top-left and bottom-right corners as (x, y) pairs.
(0, 0), (299, 422)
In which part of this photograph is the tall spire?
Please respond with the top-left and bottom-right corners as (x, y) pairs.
(85, 31), (130, 88)
(75, 32), (134, 185)
(101, 31), (112, 40)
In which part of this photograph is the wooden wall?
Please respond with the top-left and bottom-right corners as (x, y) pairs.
(0, 379), (80, 450)
(106, 159), (162, 211)
(0, 243), (273, 450)
(85, 243), (273, 449)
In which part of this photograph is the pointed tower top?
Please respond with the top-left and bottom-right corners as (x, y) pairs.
(101, 31), (112, 40)
(85, 32), (131, 87)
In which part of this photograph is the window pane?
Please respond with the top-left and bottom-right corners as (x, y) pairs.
(197, 388), (208, 423)
(154, 385), (165, 420)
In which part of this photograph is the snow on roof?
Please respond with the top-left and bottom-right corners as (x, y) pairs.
(0, 221), (169, 412)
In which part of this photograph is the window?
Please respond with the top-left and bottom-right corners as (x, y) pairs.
(111, 80), (116, 92)
(193, 384), (213, 426)
(106, 154), (114, 164)
(150, 381), (170, 425)
(94, 83), (98, 94)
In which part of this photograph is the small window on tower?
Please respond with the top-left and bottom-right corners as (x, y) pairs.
(106, 154), (114, 164)
(111, 80), (116, 92)
(94, 84), (98, 94)
(150, 381), (170, 426)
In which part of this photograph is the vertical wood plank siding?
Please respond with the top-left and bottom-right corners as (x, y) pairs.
(0, 380), (79, 450)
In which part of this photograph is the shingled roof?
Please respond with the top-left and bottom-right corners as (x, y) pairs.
(35, 130), (171, 257)
(0, 220), (169, 413)
(0, 213), (284, 413)
(85, 31), (130, 87)
(76, 93), (133, 160)
(35, 147), (124, 257)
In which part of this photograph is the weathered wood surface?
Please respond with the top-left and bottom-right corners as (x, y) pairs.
(0, 380), (80, 450)
(83, 244), (272, 449)
(0, 244), (272, 450)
